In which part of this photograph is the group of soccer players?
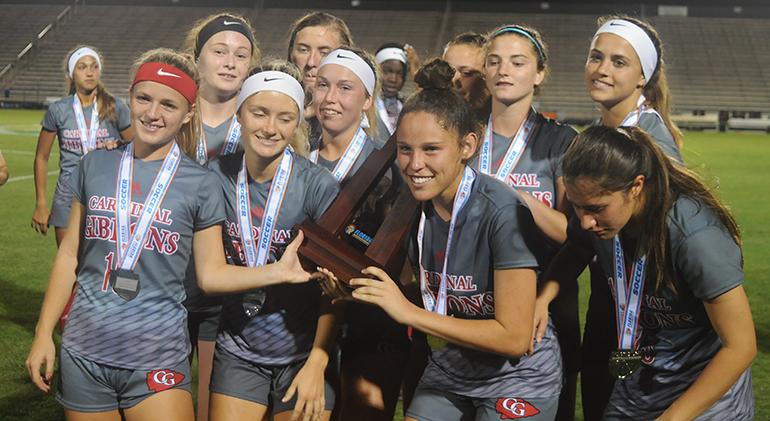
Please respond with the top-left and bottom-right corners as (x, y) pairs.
(24, 9), (755, 421)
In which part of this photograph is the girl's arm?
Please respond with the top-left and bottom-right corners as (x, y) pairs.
(193, 226), (314, 294)
(656, 285), (756, 421)
(350, 266), (537, 359)
(532, 241), (592, 348)
(26, 199), (84, 391)
(283, 295), (345, 421)
(517, 177), (573, 245)
(31, 129), (57, 235)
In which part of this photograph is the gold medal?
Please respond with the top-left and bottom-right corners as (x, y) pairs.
(427, 334), (448, 350)
(608, 349), (642, 379)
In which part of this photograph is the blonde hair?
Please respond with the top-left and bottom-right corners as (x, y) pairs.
(183, 13), (261, 71)
(246, 58), (311, 157)
(130, 48), (201, 158)
(64, 45), (118, 124)
(596, 15), (683, 149)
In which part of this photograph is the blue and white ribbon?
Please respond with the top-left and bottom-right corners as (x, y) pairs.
(418, 166), (475, 315)
(237, 148), (293, 267)
(115, 142), (181, 270)
(478, 109), (537, 183)
(72, 94), (99, 155)
(309, 126), (367, 182)
(613, 235), (647, 349)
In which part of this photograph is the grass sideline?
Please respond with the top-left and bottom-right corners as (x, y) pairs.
(0, 109), (767, 420)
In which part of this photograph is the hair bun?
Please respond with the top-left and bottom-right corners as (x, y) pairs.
(414, 58), (455, 91)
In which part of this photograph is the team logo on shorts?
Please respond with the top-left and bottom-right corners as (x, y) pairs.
(146, 369), (185, 393)
(495, 397), (540, 419)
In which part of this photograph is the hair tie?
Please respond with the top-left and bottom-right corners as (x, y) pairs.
(318, 49), (376, 96)
(132, 62), (198, 104)
(236, 71), (305, 125)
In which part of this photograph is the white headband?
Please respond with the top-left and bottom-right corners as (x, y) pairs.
(68, 47), (101, 78)
(594, 19), (658, 85)
(375, 47), (407, 65)
(237, 71), (306, 125)
(318, 49), (376, 96)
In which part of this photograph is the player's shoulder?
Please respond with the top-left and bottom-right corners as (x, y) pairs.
(47, 94), (75, 114)
(668, 195), (726, 240)
(536, 112), (578, 143)
(473, 171), (527, 212)
(292, 152), (339, 187)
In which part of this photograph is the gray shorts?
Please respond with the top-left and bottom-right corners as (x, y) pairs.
(56, 347), (192, 412)
(49, 180), (74, 228)
(406, 382), (558, 421)
(209, 345), (336, 414)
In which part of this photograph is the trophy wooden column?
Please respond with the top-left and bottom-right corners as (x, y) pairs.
(294, 133), (420, 283)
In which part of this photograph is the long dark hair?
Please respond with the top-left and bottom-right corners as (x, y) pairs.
(562, 126), (740, 291)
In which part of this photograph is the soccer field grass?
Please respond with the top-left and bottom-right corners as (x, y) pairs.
(0, 109), (767, 420)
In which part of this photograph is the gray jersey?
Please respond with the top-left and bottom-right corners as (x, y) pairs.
(42, 95), (131, 202)
(62, 146), (225, 370)
(405, 173), (562, 399)
(568, 196), (753, 419)
(591, 110), (683, 164)
(183, 115), (245, 311)
(467, 111), (577, 209)
(310, 133), (386, 184)
(201, 115), (244, 160)
(210, 151), (340, 366)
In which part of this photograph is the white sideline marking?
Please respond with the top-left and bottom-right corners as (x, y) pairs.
(6, 170), (57, 183)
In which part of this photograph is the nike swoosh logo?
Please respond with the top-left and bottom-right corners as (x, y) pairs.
(263, 77), (283, 82)
(223, 20), (241, 26)
(157, 68), (181, 78)
(609, 22), (626, 26)
(337, 54), (355, 60)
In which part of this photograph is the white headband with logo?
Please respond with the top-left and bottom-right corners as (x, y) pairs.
(237, 71), (306, 125)
(594, 19), (658, 85)
(319, 49), (376, 96)
(375, 47), (407, 65)
(68, 47), (102, 78)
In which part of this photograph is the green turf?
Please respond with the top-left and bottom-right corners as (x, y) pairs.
(0, 109), (767, 420)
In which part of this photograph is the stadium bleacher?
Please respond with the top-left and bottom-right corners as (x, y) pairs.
(1, 4), (769, 124)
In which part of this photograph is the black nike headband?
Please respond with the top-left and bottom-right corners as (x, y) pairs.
(195, 17), (256, 60)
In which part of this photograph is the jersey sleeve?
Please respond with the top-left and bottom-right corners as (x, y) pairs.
(114, 98), (132, 131)
(674, 226), (744, 301)
(489, 202), (541, 270)
(194, 171), (227, 230)
(307, 168), (341, 221)
(40, 104), (60, 132)
(549, 124), (578, 179)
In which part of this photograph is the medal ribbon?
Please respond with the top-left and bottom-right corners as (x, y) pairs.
(237, 148), (293, 267)
(375, 97), (402, 135)
(72, 94), (99, 155)
(613, 235), (647, 349)
(115, 142), (181, 270)
(417, 166), (475, 315)
(478, 108), (537, 182)
(619, 95), (649, 127)
(309, 126), (367, 182)
(197, 115), (242, 163)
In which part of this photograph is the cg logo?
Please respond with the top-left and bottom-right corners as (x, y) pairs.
(495, 397), (540, 419)
(147, 369), (185, 393)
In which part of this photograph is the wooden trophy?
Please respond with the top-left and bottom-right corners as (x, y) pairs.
(293, 133), (420, 283)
